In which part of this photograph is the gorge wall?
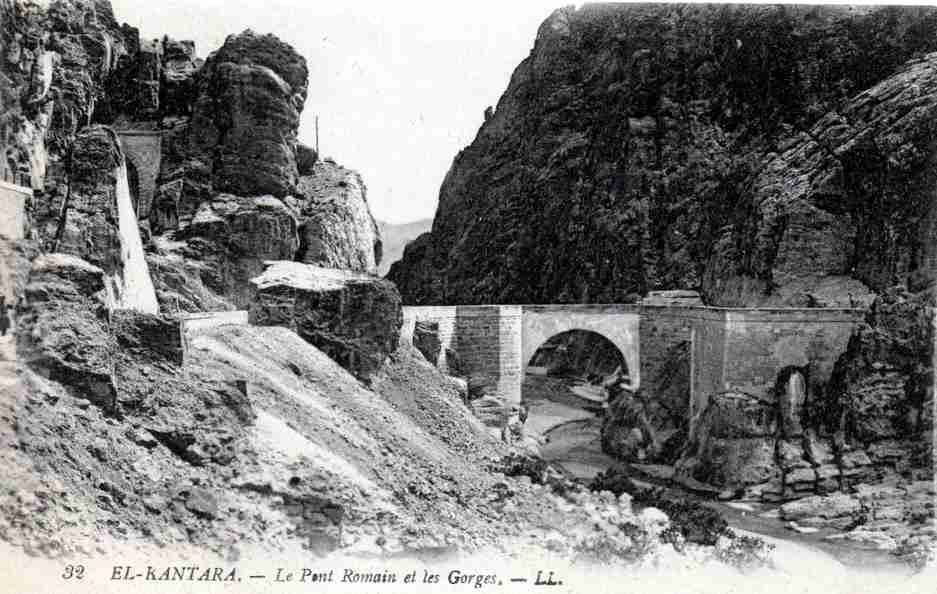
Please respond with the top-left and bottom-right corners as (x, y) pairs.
(389, 4), (937, 307)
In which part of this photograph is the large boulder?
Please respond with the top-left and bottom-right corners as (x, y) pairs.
(826, 288), (933, 466)
(675, 392), (779, 490)
(16, 253), (118, 410)
(186, 30), (308, 198)
(601, 341), (691, 464)
(248, 261), (402, 381)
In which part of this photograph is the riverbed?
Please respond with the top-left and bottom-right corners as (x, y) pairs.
(520, 373), (913, 574)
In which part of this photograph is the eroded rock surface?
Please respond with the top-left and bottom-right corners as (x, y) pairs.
(186, 30), (308, 198)
(291, 159), (382, 274)
(389, 5), (937, 306)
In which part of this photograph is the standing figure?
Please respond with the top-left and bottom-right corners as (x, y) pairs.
(0, 296), (9, 337)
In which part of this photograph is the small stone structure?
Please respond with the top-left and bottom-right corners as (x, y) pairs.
(401, 303), (865, 437)
(179, 310), (249, 359)
(0, 179), (29, 240)
(116, 130), (162, 218)
(0, 179), (30, 361)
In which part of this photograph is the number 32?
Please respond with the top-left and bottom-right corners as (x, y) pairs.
(62, 564), (85, 580)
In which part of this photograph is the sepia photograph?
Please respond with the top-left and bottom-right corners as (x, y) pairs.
(0, 1), (934, 592)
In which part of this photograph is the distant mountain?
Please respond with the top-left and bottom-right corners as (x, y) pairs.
(377, 218), (432, 276)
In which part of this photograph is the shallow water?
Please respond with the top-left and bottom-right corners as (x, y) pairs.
(521, 373), (911, 573)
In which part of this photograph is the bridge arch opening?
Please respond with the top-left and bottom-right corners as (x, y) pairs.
(519, 329), (629, 479)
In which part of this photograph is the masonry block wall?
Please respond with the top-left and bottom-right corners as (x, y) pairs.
(402, 305), (523, 402)
(497, 306), (523, 404)
(689, 310), (727, 419)
(522, 305), (641, 389)
(116, 130), (162, 219)
(720, 309), (864, 396)
(685, 308), (864, 426)
(639, 306), (693, 392)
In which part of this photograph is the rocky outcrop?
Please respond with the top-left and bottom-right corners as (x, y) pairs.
(603, 341), (690, 464)
(779, 481), (936, 557)
(174, 194), (299, 308)
(705, 52), (937, 306)
(33, 126), (158, 313)
(145, 245), (235, 313)
(5, 0), (383, 316)
(15, 253), (118, 409)
(675, 392), (780, 492)
(134, 31), (381, 311)
(290, 159), (382, 274)
(186, 30), (308, 199)
(1, 0), (135, 186)
(827, 289), (934, 480)
(389, 5), (937, 305)
(249, 261), (402, 381)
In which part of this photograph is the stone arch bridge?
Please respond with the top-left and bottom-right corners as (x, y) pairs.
(401, 304), (864, 423)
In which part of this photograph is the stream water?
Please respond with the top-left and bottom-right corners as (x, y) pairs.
(521, 373), (912, 574)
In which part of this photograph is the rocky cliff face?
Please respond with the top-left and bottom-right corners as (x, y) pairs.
(389, 4), (937, 306)
(2, 1), (383, 314)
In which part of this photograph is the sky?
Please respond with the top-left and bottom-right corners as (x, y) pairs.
(109, 0), (561, 224)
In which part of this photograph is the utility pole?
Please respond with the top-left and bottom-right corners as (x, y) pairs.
(315, 115), (319, 154)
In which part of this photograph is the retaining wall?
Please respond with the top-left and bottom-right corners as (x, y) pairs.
(179, 310), (249, 359)
(0, 180), (29, 241)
